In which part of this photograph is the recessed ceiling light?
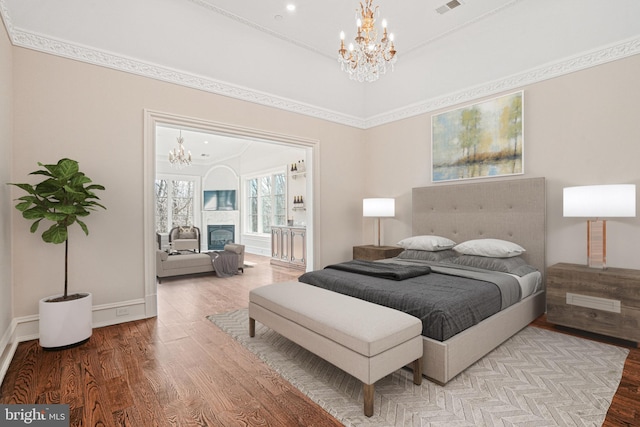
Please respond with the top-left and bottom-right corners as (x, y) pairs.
(203, 140), (209, 144)
(286, 4), (296, 12)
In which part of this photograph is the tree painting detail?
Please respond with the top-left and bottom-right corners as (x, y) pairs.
(432, 91), (523, 182)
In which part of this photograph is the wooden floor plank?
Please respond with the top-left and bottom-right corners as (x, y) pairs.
(1, 254), (637, 426)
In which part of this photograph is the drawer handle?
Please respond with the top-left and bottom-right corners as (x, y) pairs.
(566, 292), (621, 313)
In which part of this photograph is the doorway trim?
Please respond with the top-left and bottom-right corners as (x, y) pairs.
(143, 109), (319, 318)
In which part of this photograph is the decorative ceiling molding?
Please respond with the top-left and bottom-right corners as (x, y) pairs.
(1, 0), (638, 130)
(366, 35), (640, 128)
(8, 27), (367, 129)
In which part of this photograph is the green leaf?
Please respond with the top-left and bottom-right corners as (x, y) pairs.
(30, 170), (54, 177)
(63, 184), (82, 194)
(55, 158), (79, 180)
(30, 220), (42, 233)
(43, 212), (68, 221)
(14, 200), (34, 212)
(22, 207), (46, 220)
(70, 174), (92, 187)
(42, 224), (67, 244)
(77, 219), (89, 235)
(55, 205), (77, 214)
(8, 183), (37, 194)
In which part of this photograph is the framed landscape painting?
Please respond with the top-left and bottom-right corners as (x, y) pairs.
(431, 91), (524, 182)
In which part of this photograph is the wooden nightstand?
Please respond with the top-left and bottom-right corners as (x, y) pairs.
(353, 245), (403, 261)
(546, 262), (640, 343)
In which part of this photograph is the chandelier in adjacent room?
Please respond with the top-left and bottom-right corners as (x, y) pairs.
(168, 130), (192, 168)
(338, 0), (397, 83)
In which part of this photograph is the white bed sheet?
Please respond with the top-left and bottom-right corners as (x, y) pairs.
(508, 270), (542, 299)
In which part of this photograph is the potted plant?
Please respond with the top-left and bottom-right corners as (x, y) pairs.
(9, 158), (106, 349)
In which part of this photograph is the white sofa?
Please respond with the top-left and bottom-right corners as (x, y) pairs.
(156, 243), (245, 282)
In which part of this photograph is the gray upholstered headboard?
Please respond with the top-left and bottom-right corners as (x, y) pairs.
(412, 177), (546, 277)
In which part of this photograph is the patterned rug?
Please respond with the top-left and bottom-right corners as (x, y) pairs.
(208, 309), (629, 426)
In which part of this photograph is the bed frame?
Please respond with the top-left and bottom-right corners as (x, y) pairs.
(412, 177), (546, 384)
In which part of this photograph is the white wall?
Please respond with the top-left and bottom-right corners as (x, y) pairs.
(364, 54), (640, 270)
(0, 17), (14, 381)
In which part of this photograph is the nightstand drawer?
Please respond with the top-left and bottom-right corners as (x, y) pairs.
(546, 263), (640, 342)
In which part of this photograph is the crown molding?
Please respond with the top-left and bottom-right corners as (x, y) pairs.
(8, 27), (367, 129)
(365, 36), (640, 128)
(2, 0), (638, 130)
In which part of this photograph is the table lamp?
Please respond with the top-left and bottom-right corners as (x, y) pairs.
(563, 184), (636, 269)
(363, 198), (395, 246)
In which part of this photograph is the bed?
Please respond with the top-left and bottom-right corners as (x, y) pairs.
(300, 177), (546, 384)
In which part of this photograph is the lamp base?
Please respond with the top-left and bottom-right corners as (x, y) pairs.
(587, 219), (606, 269)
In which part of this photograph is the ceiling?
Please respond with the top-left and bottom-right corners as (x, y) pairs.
(156, 124), (301, 167)
(2, 0), (640, 128)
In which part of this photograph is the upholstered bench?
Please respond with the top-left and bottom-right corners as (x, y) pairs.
(248, 281), (423, 417)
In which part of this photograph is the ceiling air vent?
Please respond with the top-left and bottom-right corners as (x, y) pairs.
(436, 0), (463, 14)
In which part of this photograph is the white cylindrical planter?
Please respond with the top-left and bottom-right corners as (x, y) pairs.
(39, 293), (93, 350)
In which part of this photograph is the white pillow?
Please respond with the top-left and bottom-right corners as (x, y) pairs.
(397, 235), (456, 251)
(453, 238), (525, 258)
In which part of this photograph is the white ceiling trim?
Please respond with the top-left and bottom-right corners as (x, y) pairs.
(365, 35), (640, 128)
(8, 27), (367, 129)
(2, 4), (639, 130)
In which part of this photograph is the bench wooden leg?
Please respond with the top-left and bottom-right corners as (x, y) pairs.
(249, 317), (255, 337)
(363, 383), (374, 417)
(413, 358), (423, 385)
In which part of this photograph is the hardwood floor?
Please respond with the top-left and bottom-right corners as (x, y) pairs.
(1, 254), (638, 426)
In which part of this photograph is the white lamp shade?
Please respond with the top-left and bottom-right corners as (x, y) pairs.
(563, 184), (636, 218)
(363, 198), (395, 217)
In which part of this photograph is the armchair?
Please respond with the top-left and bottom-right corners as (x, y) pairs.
(169, 226), (201, 253)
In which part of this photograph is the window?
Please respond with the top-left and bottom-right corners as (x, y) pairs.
(155, 178), (197, 233)
(246, 171), (286, 234)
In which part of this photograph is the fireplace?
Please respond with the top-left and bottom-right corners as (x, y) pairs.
(208, 225), (235, 250)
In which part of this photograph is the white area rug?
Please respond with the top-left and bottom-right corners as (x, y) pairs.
(208, 309), (629, 426)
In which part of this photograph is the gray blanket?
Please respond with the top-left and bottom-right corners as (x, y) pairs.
(325, 260), (431, 280)
(209, 251), (238, 278)
(298, 261), (521, 341)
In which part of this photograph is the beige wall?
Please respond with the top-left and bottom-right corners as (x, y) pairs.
(0, 18), (13, 343)
(9, 41), (640, 322)
(364, 54), (640, 270)
(11, 47), (366, 317)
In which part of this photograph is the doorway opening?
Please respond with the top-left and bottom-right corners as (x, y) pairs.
(143, 110), (318, 318)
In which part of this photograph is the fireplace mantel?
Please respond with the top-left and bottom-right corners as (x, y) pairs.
(203, 210), (239, 250)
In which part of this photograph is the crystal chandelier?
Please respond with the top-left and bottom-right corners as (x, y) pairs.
(168, 130), (192, 168)
(338, 0), (397, 83)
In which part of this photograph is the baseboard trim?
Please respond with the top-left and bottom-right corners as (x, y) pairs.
(0, 318), (20, 385)
(0, 299), (153, 385)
